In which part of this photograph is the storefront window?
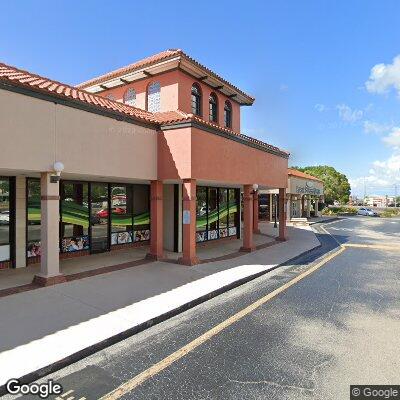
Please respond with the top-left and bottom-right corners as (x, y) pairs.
(60, 182), (89, 253)
(90, 183), (109, 253)
(0, 178), (11, 263)
(196, 187), (239, 243)
(196, 187), (207, 242)
(27, 178), (41, 258)
(133, 185), (150, 242)
(218, 188), (228, 238)
(111, 185), (134, 245)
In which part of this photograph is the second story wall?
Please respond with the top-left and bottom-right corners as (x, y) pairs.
(99, 70), (180, 113)
(177, 70), (241, 133)
(98, 70), (242, 133)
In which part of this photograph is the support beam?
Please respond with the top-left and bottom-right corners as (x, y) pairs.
(278, 188), (287, 241)
(306, 196), (311, 218)
(15, 176), (26, 268)
(198, 75), (208, 81)
(143, 70), (152, 76)
(33, 172), (66, 286)
(253, 192), (260, 234)
(146, 180), (164, 260)
(179, 179), (199, 266)
(240, 185), (255, 252)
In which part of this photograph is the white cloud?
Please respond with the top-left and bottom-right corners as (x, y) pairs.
(382, 127), (400, 149)
(365, 55), (400, 96)
(336, 104), (363, 123)
(314, 103), (327, 112)
(350, 152), (400, 195)
(363, 120), (392, 134)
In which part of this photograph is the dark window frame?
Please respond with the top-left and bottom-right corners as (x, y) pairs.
(209, 92), (218, 123)
(191, 83), (202, 116)
(0, 176), (15, 267)
(224, 100), (232, 128)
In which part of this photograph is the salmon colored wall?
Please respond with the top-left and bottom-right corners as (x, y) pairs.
(157, 127), (192, 180)
(177, 70), (241, 133)
(158, 126), (287, 187)
(100, 70), (180, 112)
(99, 70), (242, 133)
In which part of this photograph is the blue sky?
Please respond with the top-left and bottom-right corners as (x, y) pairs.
(1, 1), (400, 196)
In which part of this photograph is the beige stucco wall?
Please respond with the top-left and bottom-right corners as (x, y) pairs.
(0, 89), (157, 181)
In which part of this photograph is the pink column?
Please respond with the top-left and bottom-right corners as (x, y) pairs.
(278, 188), (287, 241)
(253, 192), (260, 234)
(33, 172), (66, 286)
(240, 185), (255, 252)
(147, 180), (164, 260)
(179, 179), (199, 266)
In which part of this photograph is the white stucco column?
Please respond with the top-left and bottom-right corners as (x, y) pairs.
(15, 176), (26, 268)
(33, 172), (65, 286)
(315, 198), (320, 217)
(306, 196), (311, 218)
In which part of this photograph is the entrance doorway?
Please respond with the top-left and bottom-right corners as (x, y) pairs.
(90, 183), (110, 253)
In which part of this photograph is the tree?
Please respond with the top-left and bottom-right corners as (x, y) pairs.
(291, 165), (351, 205)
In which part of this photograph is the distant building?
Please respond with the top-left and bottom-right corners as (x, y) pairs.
(364, 195), (395, 208)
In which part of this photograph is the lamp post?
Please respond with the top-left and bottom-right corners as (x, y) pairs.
(274, 194), (278, 228)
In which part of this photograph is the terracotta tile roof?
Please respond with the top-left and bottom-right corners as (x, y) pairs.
(76, 49), (254, 103)
(288, 168), (323, 182)
(155, 110), (289, 157)
(0, 62), (158, 124)
(0, 60), (287, 158)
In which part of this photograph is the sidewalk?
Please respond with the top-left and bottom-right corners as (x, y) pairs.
(0, 223), (320, 387)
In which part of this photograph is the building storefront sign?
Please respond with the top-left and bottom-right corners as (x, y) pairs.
(295, 182), (321, 196)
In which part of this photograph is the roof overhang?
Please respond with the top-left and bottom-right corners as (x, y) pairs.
(83, 54), (254, 106)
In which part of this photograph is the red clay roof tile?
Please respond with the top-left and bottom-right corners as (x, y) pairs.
(288, 168), (323, 182)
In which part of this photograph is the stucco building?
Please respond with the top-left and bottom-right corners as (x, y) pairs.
(0, 49), (289, 284)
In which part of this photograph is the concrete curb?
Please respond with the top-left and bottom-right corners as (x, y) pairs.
(0, 239), (322, 394)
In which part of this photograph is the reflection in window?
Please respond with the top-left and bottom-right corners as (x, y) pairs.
(60, 182), (89, 253)
(209, 93), (218, 122)
(147, 82), (161, 112)
(224, 100), (232, 128)
(27, 179), (41, 258)
(110, 185), (134, 245)
(196, 187), (207, 242)
(196, 187), (239, 242)
(0, 178), (10, 262)
(191, 84), (202, 116)
(123, 88), (136, 106)
(133, 185), (150, 242)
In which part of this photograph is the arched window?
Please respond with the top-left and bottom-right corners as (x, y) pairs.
(209, 93), (218, 123)
(147, 82), (161, 112)
(224, 100), (232, 128)
(191, 83), (202, 116)
(106, 94), (116, 101)
(123, 88), (136, 106)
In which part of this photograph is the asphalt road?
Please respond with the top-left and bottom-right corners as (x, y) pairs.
(10, 216), (400, 400)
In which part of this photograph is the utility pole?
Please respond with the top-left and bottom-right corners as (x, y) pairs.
(363, 177), (366, 204)
(395, 184), (398, 208)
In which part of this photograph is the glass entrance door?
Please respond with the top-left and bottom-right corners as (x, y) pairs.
(90, 183), (110, 253)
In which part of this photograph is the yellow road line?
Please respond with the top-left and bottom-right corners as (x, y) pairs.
(100, 246), (346, 400)
(343, 243), (400, 251)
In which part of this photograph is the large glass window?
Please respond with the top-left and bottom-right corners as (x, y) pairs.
(191, 84), (202, 116)
(196, 187), (207, 242)
(0, 178), (12, 263)
(147, 82), (161, 112)
(60, 182), (89, 253)
(27, 178), (41, 259)
(133, 185), (150, 242)
(196, 187), (239, 243)
(110, 185), (134, 245)
(209, 93), (218, 123)
(224, 100), (232, 128)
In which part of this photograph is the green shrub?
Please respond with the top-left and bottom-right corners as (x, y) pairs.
(322, 206), (357, 215)
(380, 209), (400, 218)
